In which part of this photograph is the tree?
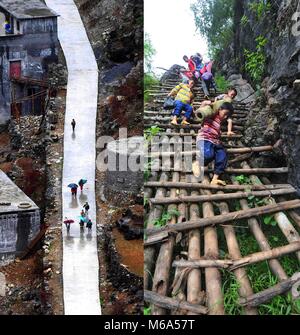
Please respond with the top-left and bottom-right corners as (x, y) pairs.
(144, 33), (156, 74)
(191, 0), (234, 58)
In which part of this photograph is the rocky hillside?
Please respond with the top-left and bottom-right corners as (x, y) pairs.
(214, 0), (300, 193)
(74, 0), (143, 136)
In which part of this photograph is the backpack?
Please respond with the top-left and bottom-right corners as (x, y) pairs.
(163, 97), (175, 110)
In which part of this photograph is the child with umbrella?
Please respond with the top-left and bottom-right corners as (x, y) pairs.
(68, 183), (78, 197)
(78, 178), (87, 192)
(64, 217), (74, 232)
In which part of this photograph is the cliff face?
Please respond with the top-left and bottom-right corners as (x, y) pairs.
(216, 0), (300, 192)
(74, 0), (143, 136)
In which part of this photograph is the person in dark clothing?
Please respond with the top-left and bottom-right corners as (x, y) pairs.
(71, 187), (77, 197)
(83, 202), (90, 214)
(71, 119), (76, 132)
(86, 220), (93, 230)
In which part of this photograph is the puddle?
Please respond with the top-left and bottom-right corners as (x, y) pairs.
(112, 228), (143, 278)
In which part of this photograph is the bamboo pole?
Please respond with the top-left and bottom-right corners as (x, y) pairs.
(144, 132), (243, 138)
(230, 175), (288, 281)
(145, 200), (300, 240)
(171, 174), (189, 315)
(145, 123), (244, 131)
(238, 273), (300, 308)
(147, 146), (273, 159)
(151, 171), (180, 315)
(201, 176), (224, 314)
(144, 290), (208, 315)
(157, 166), (288, 174)
(216, 192), (258, 315)
(171, 242), (300, 271)
(187, 175), (203, 315)
(241, 161), (300, 263)
(228, 242), (300, 271)
(173, 259), (233, 268)
(150, 188), (296, 205)
(144, 173), (166, 290)
(144, 181), (293, 191)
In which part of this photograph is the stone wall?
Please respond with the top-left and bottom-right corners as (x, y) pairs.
(0, 210), (40, 258)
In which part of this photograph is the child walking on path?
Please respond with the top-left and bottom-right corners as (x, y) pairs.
(168, 80), (195, 125)
(193, 102), (235, 186)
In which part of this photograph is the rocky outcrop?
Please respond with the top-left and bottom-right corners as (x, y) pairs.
(160, 64), (185, 83)
(227, 74), (256, 103)
(216, 0), (300, 192)
(74, 0), (143, 135)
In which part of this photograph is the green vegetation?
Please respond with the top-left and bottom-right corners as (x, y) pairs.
(191, 0), (234, 59)
(234, 175), (252, 185)
(144, 125), (162, 142)
(241, 15), (249, 27)
(144, 33), (156, 73)
(144, 306), (151, 315)
(144, 33), (159, 102)
(153, 209), (180, 228)
(263, 214), (277, 227)
(244, 35), (268, 86)
(222, 234), (300, 315)
(215, 73), (229, 91)
(249, 0), (271, 20)
(144, 160), (153, 182)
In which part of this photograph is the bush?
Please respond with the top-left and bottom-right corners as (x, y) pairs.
(144, 73), (159, 103)
(215, 73), (229, 92)
(244, 35), (268, 85)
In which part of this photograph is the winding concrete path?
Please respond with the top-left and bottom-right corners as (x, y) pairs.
(45, 0), (101, 315)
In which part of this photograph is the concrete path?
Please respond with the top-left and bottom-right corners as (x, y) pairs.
(45, 0), (101, 315)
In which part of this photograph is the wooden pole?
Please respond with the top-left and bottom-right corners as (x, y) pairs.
(147, 146), (273, 159)
(202, 176), (224, 315)
(151, 172), (179, 315)
(228, 242), (300, 271)
(238, 273), (300, 308)
(230, 175), (288, 281)
(215, 191), (258, 315)
(150, 188), (296, 205)
(172, 242), (300, 271)
(145, 200), (300, 240)
(187, 175), (203, 315)
(144, 181), (293, 192)
(241, 161), (300, 263)
(144, 290), (208, 315)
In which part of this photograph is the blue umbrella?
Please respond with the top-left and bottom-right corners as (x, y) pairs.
(78, 179), (87, 185)
(68, 183), (78, 188)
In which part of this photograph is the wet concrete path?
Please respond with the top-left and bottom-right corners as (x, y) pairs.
(45, 0), (101, 315)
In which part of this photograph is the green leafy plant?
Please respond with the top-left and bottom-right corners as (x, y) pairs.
(144, 160), (153, 182)
(249, 0), (271, 20)
(241, 15), (249, 26)
(144, 126), (162, 142)
(153, 209), (180, 228)
(215, 73), (229, 91)
(235, 175), (252, 185)
(247, 195), (267, 208)
(263, 214), (277, 226)
(244, 35), (268, 85)
(144, 306), (151, 315)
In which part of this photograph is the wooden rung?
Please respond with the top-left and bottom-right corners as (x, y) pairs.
(144, 290), (208, 314)
(150, 188), (296, 205)
(145, 199), (300, 241)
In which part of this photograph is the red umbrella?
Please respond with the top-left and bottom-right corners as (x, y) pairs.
(64, 219), (74, 224)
